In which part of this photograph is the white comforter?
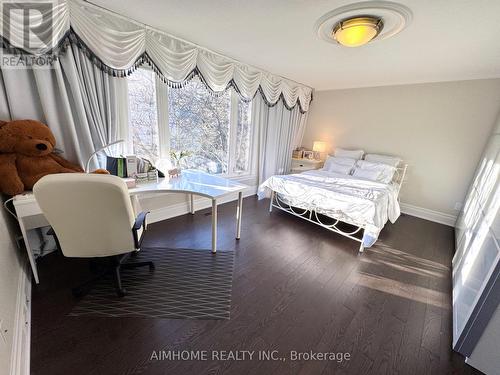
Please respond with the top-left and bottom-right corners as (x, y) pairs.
(257, 170), (401, 247)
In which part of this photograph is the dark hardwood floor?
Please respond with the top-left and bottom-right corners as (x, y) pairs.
(31, 196), (481, 375)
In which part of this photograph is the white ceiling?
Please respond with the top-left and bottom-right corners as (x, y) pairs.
(92, 0), (500, 91)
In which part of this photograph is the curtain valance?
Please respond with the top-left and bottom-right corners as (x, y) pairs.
(0, 0), (313, 112)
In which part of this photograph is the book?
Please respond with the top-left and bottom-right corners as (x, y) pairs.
(106, 156), (127, 177)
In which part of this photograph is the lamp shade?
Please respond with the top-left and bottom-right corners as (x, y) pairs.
(333, 16), (383, 47)
(312, 141), (327, 153)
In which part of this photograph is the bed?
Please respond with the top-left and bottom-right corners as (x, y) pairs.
(257, 158), (407, 252)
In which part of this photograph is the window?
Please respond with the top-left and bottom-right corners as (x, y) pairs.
(234, 100), (252, 173)
(168, 78), (231, 174)
(127, 69), (253, 176)
(127, 69), (159, 162)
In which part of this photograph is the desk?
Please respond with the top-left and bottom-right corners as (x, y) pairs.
(13, 170), (247, 284)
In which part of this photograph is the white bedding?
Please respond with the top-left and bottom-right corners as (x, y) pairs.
(257, 170), (401, 247)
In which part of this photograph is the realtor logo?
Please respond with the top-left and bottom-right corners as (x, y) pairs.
(1, 1), (58, 68)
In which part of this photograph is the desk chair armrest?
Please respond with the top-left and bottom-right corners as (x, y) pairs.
(133, 211), (149, 231)
(132, 211), (149, 249)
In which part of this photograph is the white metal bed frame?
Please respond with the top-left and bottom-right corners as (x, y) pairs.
(268, 163), (408, 253)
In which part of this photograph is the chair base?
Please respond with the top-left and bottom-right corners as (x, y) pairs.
(72, 254), (154, 298)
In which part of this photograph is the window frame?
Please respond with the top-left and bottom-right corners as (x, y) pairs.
(227, 91), (255, 178)
(127, 67), (255, 179)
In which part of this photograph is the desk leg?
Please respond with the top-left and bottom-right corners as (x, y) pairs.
(211, 198), (217, 253)
(19, 218), (39, 284)
(236, 191), (243, 240)
(190, 194), (195, 214)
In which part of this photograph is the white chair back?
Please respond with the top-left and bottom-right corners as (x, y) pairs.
(34, 173), (137, 258)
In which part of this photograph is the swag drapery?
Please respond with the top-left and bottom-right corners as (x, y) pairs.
(1, 0), (312, 113)
(0, 0), (311, 176)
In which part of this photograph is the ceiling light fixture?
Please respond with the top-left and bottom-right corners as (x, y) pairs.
(332, 16), (383, 47)
(315, 1), (412, 47)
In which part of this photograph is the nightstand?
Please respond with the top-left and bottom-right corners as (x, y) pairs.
(291, 158), (324, 173)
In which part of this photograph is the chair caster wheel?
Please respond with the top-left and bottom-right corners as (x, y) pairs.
(116, 288), (127, 297)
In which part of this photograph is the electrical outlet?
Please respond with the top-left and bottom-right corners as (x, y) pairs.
(0, 319), (7, 345)
(454, 202), (463, 211)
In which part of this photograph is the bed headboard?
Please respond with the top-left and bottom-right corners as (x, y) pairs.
(393, 163), (408, 195)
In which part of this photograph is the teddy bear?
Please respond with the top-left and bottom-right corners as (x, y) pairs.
(0, 119), (103, 196)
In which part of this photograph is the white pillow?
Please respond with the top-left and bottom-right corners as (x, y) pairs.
(365, 154), (401, 167)
(352, 168), (382, 182)
(323, 156), (356, 170)
(325, 162), (352, 175)
(356, 160), (396, 183)
(334, 148), (364, 160)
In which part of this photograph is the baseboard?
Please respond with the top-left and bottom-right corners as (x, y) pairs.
(400, 202), (457, 227)
(147, 185), (258, 224)
(147, 191), (458, 227)
(10, 261), (31, 375)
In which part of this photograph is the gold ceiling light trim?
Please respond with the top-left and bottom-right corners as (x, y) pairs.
(332, 16), (383, 47)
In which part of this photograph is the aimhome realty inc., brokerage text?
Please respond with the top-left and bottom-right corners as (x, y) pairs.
(150, 350), (351, 363)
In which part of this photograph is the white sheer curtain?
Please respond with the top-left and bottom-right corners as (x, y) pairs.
(253, 95), (308, 186)
(0, 48), (128, 169)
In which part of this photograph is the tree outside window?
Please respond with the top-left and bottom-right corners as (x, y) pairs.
(168, 77), (231, 174)
(127, 69), (253, 176)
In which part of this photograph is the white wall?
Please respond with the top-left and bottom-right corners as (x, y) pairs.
(303, 79), (500, 218)
(0, 205), (25, 375)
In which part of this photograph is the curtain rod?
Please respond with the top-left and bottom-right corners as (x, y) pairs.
(81, 0), (312, 90)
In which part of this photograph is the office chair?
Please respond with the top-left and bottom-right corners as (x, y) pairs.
(33, 173), (154, 297)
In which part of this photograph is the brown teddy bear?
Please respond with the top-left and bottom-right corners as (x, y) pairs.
(0, 119), (100, 196)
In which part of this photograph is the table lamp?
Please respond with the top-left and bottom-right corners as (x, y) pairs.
(312, 141), (327, 160)
(85, 139), (125, 172)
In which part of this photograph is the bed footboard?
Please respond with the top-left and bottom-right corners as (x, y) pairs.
(269, 191), (366, 253)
